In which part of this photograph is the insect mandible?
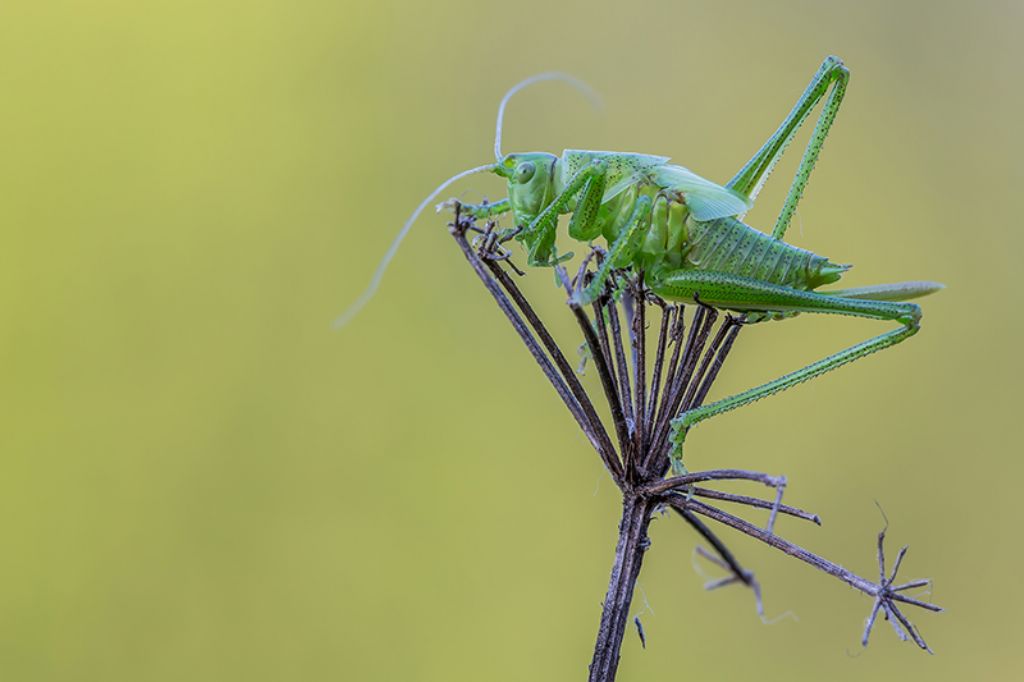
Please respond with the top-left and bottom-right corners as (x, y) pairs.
(338, 56), (943, 470)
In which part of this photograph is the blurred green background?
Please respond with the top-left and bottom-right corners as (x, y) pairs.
(1, 0), (1021, 679)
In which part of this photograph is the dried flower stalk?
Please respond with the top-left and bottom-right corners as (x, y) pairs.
(448, 207), (939, 681)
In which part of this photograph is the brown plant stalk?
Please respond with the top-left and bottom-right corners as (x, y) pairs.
(448, 206), (940, 681)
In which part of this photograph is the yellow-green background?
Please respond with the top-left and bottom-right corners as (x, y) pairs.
(1, 1), (1020, 679)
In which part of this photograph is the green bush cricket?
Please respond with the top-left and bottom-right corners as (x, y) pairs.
(338, 56), (943, 471)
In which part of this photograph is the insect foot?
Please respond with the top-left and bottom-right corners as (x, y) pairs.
(901, 303), (923, 330)
(667, 418), (691, 475)
(436, 198), (460, 214)
(569, 288), (598, 309)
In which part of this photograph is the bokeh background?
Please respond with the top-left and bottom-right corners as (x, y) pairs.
(2, 0), (1021, 679)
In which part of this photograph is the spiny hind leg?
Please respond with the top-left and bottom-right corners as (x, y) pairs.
(743, 310), (799, 323)
(727, 56), (849, 240)
(741, 282), (944, 320)
(648, 269), (920, 472)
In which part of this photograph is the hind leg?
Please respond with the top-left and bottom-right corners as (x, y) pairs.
(728, 56), (849, 240)
(648, 269), (920, 472)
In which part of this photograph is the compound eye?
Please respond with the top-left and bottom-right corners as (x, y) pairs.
(515, 162), (536, 184)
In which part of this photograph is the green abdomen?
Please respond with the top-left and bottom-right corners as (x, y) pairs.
(683, 217), (848, 290)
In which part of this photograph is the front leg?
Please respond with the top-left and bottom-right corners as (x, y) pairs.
(573, 195), (653, 306)
(458, 198), (512, 220)
(523, 160), (608, 266)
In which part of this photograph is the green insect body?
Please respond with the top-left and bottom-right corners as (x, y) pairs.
(339, 57), (943, 473)
(486, 148), (850, 302)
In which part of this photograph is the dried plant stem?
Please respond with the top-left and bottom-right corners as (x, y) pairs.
(588, 495), (657, 682)
(450, 218), (623, 484)
(446, 208), (939, 680)
(670, 495), (878, 594)
(481, 240), (620, 479)
(687, 486), (821, 525)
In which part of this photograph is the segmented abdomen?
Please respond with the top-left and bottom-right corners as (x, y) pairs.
(683, 216), (847, 290)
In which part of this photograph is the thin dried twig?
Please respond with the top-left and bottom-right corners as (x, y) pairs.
(450, 214), (624, 485)
(687, 486), (821, 525)
(477, 233), (620, 480)
(666, 494), (940, 652)
(641, 469), (786, 496)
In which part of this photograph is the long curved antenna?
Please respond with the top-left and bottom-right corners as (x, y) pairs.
(494, 72), (601, 161)
(333, 164), (495, 329)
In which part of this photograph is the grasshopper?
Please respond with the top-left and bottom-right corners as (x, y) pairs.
(339, 57), (942, 470)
